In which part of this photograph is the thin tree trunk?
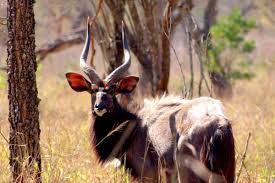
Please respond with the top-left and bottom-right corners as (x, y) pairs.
(7, 0), (41, 182)
(203, 0), (232, 98)
(186, 27), (194, 98)
(104, 0), (125, 74)
(159, 2), (173, 95)
(22, 0), (186, 97)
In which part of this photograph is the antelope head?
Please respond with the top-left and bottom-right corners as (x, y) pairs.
(65, 18), (139, 117)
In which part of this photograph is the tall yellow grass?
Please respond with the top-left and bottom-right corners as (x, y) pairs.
(0, 65), (274, 182)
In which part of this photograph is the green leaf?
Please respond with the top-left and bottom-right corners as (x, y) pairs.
(207, 8), (256, 82)
(242, 40), (256, 53)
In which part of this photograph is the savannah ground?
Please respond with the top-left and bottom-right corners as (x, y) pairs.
(0, 1), (275, 182)
(0, 59), (274, 182)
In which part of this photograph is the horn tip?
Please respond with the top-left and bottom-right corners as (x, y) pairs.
(87, 17), (91, 27)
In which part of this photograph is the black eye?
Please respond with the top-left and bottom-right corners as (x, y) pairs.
(92, 88), (99, 93)
(106, 87), (116, 94)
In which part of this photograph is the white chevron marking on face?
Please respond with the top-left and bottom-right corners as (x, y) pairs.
(95, 108), (107, 117)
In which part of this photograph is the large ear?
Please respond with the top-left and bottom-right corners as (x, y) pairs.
(66, 72), (91, 92)
(116, 76), (139, 94)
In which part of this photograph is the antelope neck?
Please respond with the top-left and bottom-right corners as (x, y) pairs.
(91, 100), (138, 162)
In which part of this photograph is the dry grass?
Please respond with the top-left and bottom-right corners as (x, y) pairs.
(0, 65), (274, 182)
(225, 66), (275, 182)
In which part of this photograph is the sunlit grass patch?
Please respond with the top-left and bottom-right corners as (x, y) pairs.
(225, 68), (275, 182)
(0, 66), (274, 182)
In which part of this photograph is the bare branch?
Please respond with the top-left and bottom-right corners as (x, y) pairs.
(100, 5), (112, 38)
(159, 0), (186, 94)
(89, 30), (96, 67)
(242, 162), (251, 182)
(88, 0), (104, 67)
(163, 30), (186, 98)
(126, 1), (153, 71)
(183, 13), (211, 96)
(0, 127), (8, 144)
(90, 0), (104, 25)
(36, 29), (85, 61)
(203, 0), (218, 35)
(236, 132), (251, 183)
(186, 25), (194, 98)
(123, 25), (152, 72)
(100, 0), (126, 73)
(127, 1), (144, 41)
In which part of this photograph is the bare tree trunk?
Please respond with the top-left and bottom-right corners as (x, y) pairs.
(31, 0), (184, 97)
(7, 0), (41, 182)
(159, 1), (175, 95)
(104, 0), (125, 74)
(186, 26), (194, 98)
(203, 0), (232, 98)
(184, 0), (232, 98)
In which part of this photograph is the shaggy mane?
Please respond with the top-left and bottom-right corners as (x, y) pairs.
(143, 95), (186, 109)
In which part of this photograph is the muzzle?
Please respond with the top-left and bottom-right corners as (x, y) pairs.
(94, 103), (107, 117)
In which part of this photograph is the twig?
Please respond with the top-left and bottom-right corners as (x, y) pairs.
(36, 29), (85, 61)
(184, 13), (211, 96)
(101, 8), (112, 38)
(89, 31), (96, 67)
(89, 0), (104, 25)
(186, 24), (194, 99)
(163, 31), (187, 98)
(197, 47), (211, 96)
(106, 120), (137, 161)
(204, 33), (213, 97)
(236, 132), (251, 183)
(0, 128), (9, 144)
(242, 162), (251, 183)
(88, 0), (104, 66)
(34, 0), (103, 62)
(140, 136), (151, 182)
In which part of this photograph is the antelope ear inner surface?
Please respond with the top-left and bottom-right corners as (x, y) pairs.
(66, 72), (91, 92)
(116, 76), (139, 94)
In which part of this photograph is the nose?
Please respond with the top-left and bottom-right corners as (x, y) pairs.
(95, 103), (105, 111)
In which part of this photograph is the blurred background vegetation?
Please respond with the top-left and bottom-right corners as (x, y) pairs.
(0, 0), (275, 182)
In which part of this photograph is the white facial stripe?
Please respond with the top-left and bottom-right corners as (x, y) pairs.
(94, 87), (107, 117)
(98, 87), (104, 92)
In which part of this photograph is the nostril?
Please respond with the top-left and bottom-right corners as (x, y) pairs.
(95, 103), (104, 111)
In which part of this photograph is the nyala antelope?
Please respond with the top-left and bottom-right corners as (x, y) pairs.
(66, 19), (235, 183)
